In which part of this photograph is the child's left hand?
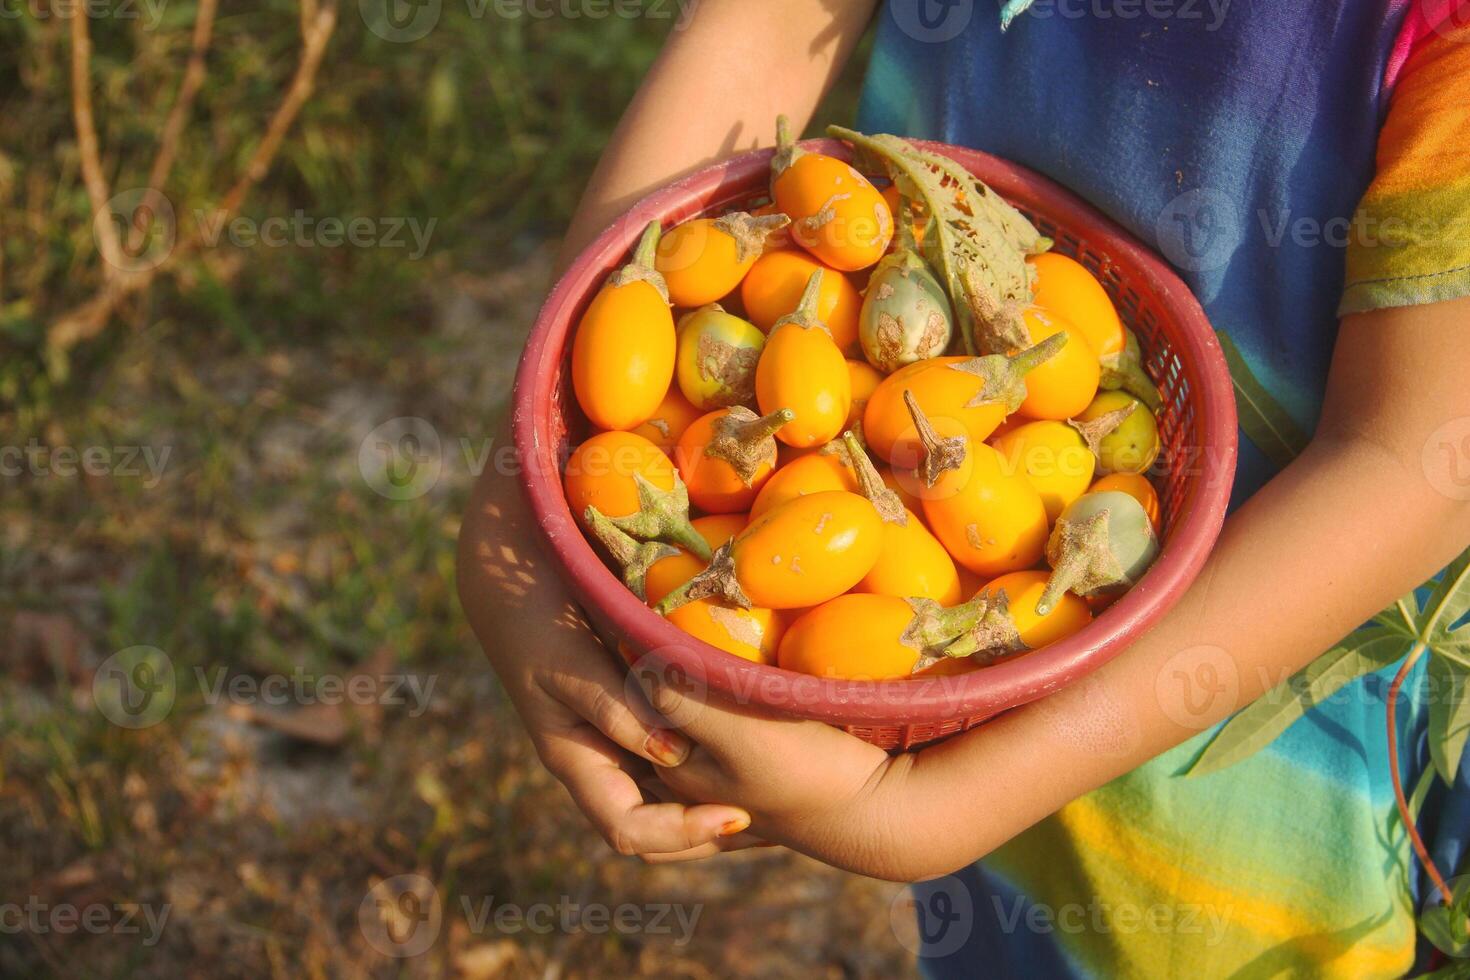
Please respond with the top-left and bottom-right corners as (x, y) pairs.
(635, 668), (923, 880)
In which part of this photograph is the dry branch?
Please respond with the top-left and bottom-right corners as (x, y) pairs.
(143, 0), (220, 210)
(212, 0), (338, 225)
(47, 0), (340, 354)
(67, 2), (119, 277)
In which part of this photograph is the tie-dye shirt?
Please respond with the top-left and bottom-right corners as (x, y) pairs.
(857, 1), (1470, 976)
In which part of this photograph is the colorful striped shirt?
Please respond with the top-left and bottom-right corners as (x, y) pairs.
(858, 1), (1470, 975)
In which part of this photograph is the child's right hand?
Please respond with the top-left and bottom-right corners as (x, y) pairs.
(457, 419), (760, 862)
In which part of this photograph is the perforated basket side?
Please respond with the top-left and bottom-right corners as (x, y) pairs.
(1024, 209), (1194, 538)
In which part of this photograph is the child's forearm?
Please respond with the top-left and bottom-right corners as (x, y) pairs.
(866, 300), (1470, 880)
(557, 0), (877, 267)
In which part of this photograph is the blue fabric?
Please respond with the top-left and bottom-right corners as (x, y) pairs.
(858, 0), (1406, 505)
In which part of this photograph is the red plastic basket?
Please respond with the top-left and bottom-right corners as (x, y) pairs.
(513, 139), (1237, 751)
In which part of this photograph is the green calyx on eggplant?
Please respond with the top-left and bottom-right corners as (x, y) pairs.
(1098, 326), (1163, 412)
(1036, 490), (1159, 616)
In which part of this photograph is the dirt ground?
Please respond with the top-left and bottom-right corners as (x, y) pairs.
(0, 249), (922, 979)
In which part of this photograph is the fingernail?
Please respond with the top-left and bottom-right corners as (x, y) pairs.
(643, 728), (690, 767)
(717, 814), (751, 838)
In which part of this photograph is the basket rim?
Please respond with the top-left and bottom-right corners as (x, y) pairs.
(512, 137), (1237, 727)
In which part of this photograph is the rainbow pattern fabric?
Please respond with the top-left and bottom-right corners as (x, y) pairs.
(1343, 5), (1470, 314)
(857, 1), (1470, 975)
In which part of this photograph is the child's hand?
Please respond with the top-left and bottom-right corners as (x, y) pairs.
(633, 669), (921, 880)
(458, 420), (760, 862)
(641, 300), (1470, 883)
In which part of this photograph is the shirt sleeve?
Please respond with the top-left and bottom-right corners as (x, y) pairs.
(1339, 17), (1470, 315)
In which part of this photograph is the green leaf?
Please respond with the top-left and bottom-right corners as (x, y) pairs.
(1421, 876), (1470, 959)
(1435, 638), (1470, 672)
(1186, 628), (1408, 777)
(1426, 552), (1470, 641)
(1374, 602), (1418, 637)
(1429, 657), (1470, 785)
(1216, 330), (1310, 470)
(1397, 590), (1423, 630)
(1419, 960), (1470, 980)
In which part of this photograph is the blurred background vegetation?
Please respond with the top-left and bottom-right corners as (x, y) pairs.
(0, 2), (908, 976)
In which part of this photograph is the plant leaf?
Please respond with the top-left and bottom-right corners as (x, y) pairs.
(1418, 959), (1470, 980)
(1373, 603), (1418, 637)
(1435, 637), (1470, 672)
(1410, 764), (1438, 821)
(1421, 875), (1470, 959)
(1216, 329), (1310, 470)
(1402, 589), (1424, 625)
(1429, 656), (1470, 785)
(999, 0), (1038, 30)
(1186, 628), (1408, 777)
(1425, 551), (1470, 641)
